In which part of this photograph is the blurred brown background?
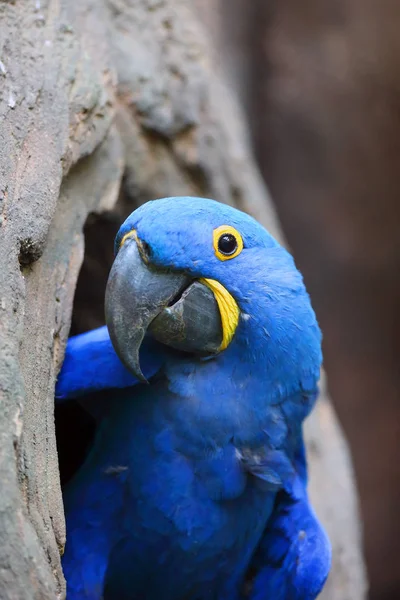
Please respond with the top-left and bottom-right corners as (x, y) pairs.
(195, 1), (400, 599)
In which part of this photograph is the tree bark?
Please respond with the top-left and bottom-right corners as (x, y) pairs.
(0, 1), (366, 598)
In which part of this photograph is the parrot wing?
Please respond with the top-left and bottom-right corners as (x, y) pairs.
(245, 438), (331, 600)
(55, 326), (165, 402)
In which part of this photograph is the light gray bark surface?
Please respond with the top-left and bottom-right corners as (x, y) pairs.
(0, 1), (366, 598)
(305, 380), (368, 600)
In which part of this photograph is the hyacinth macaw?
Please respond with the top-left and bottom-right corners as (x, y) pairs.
(56, 197), (330, 600)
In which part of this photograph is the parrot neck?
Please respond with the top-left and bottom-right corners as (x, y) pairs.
(165, 308), (320, 448)
(220, 304), (322, 404)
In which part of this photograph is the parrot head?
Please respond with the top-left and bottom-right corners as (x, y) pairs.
(105, 197), (322, 401)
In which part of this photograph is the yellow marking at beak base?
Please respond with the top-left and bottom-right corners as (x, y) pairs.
(199, 278), (240, 351)
(120, 229), (149, 264)
(120, 229), (138, 248)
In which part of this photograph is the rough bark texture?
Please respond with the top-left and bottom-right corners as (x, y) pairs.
(0, 2), (122, 598)
(0, 1), (365, 598)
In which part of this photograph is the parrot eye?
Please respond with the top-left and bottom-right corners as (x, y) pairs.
(213, 225), (243, 261)
(218, 234), (237, 255)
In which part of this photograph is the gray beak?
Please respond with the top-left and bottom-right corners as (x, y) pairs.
(105, 238), (222, 381)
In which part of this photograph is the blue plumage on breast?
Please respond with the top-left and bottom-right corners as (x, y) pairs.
(62, 373), (277, 600)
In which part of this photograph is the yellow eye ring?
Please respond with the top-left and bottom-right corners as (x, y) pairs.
(213, 225), (243, 261)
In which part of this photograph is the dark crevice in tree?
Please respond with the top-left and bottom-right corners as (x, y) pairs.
(56, 403), (96, 487)
(56, 192), (138, 487)
(56, 211), (122, 488)
(70, 211), (122, 336)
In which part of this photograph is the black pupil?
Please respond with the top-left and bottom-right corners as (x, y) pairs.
(218, 233), (238, 255)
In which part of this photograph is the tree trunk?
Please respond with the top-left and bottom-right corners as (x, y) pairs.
(0, 1), (365, 598)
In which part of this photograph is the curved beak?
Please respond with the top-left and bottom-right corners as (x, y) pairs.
(105, 238), (223, 381)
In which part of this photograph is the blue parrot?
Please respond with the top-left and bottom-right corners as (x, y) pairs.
(56, 197), (331, 600)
